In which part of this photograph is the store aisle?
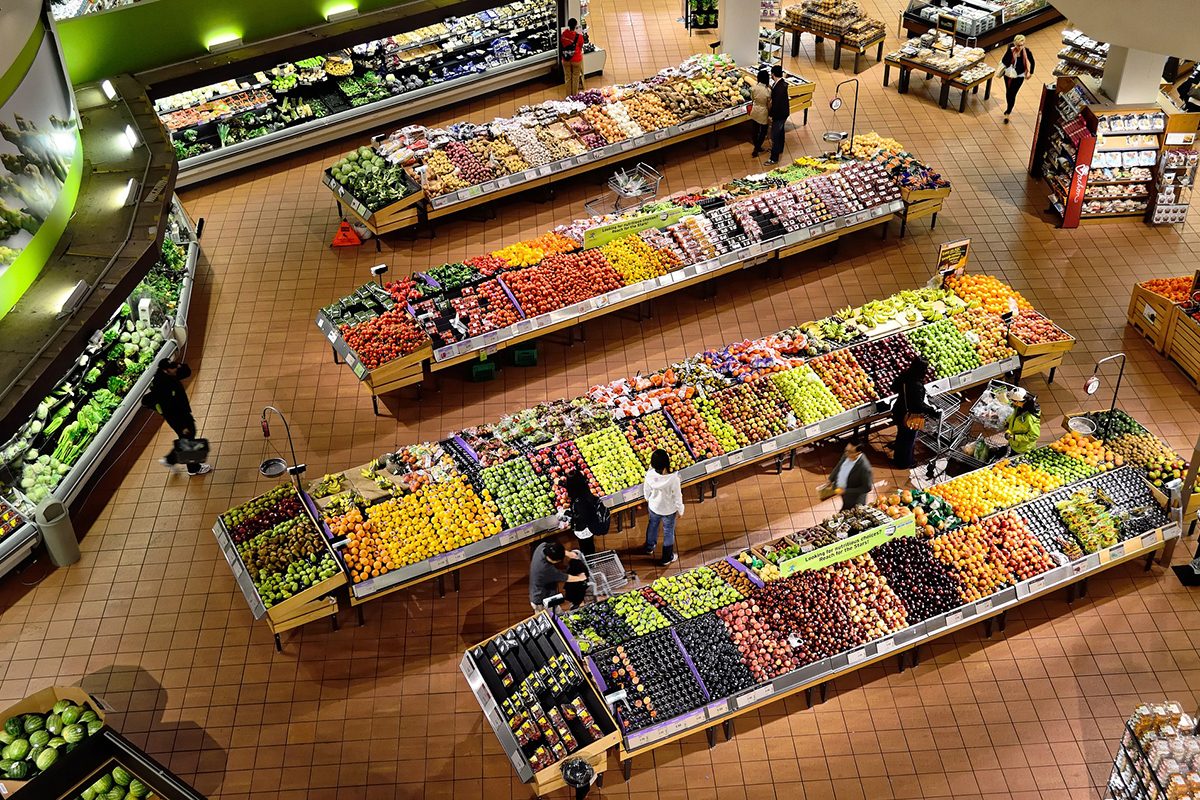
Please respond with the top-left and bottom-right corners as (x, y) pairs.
(1, 0), (1199, 798)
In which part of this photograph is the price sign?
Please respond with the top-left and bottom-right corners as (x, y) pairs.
(945, 610), (964, 626)
(620, 140), (635, 152)
(975, 598), (993, 614)
(1110, 542), (1126, 559)
(706, 699), (729, 719)
(735, 685), (773, 709)
(847, 647), (868, 665)
(876, 637), (897, 655)
(498, 176), (512, 189)
(761, 438), (779, 453)
(498, 530), (519, 546)
(444, 549), (468, 566)
(537, 166), (552, 177)
(327, 330), (338, 344)
(805, 424), (821, 439)
(727, 452), (744, 466)
(705, 460), (723, 474)
(1017, 575), (1046, 598)
(1141, 530), (1161, 549)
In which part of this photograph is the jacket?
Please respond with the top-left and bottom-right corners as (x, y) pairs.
(1005, 410), (1041, 454)
(890, 375), (937, 422)
(567, 494), (601, 534)
(750, 83), (770, 124)
(560, 28), (584, 63)
(142, 362), (193, 421)
(1001, 45), (1035, 77)
(643, 469), (684, 516)
(769, 78), (790, 121)
(829, 455), (873, 502)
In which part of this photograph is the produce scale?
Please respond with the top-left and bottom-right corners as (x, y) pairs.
(205, 268), (1181, 647)
(0, 200), (202, 582)
(462, 408), (1186, 790)
(317, 133), (950, 410)
(322, 56), (815, 236)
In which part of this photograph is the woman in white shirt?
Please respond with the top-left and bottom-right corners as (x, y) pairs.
(643, 449), (684, 566)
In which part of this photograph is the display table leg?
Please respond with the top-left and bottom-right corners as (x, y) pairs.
(274, 634), (282, 652)
(880, 219), (889, 239)
(984, 616), (993, 638)
(787, 449), (797, 469)
(985, 77), (992, 100)
(899, 207), (909, 237)
(453, 570), (461, 592)
(1066, 583), (1076, 604)
(775, 453), (785, 474)
(331, 615), (339, 632)
(959, 89), (968, 113)
(707, 727), (717, 748)
(803, 107), (809, 125)
(623, 760), (632, 781)
(708, 478), (718, 499)
(1047, 366), (1057, 384)
(883, 62), (892, 87)
(791, 31), (801, 57)
(1145, 551), (1157, 571)
(833, 44), (842, 70)
(723, 719), (733, 740)
(357, 606), (365, 626)
(371, 395), (381, 416)
(939, 80), (951, 108)
(998, 611), (1007, 632)
(1080, 578), (1089, 597)
(805, 687), (814, 707)
(696, 485), (706, 503)
(911, 644), (921, 666)
(930, 212), (938, 230)
(897, 652), (906, 673)
(854, 49), (862, 73)
(626, 508), (636, 529)
(331, 345), (340, 364)
(436, 574), (446, 598)
(876, 40), (884, 62)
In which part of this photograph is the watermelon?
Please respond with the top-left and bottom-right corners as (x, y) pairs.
(34, 747), (58, 771)
(91, 774), (114, 793)
(3, 718), (20, 737)
(80, 710), (99, 725)
(82, 789), (97, 800)
(27, 743), (44, 761)
(112, 765), (133, 786)
(128, 778), (150, 797)
(59, 705), (82, 725)
(47, 736), (65, 748)
(22, 715), (44, 734)
(6, 760), (28, 779)
(0, 759), (11, 771)
(51, 700), (71, 715)
(62, 724), (85, 744)
(28, 729), (49, 748)
(87, 720), (104, 735)
(3, 738), (29, 760)
(44, 714), (63, 735)
(0, 730), (12, 746)
(105, 787), (125, 800)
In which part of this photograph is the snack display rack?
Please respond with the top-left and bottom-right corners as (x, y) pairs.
(213, 269), (1087, 623)
(900, 0), (1062, 51)
(882, 32), (995, 113)
(777, 1), (887, 74)
(463, 415), (1183, 791)
(150, 0), (564, 186)
(324, 58), (813, 235)
(0, 686), (204, 799)
(1029, 76), (1200, 227)
(1053, 29), (1107, 79)
(319, 143), (940, 410)
(0, 198), (200, 584)
(1106, 702), (1200, 800)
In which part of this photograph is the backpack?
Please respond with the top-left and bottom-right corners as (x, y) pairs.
(561, 30), (581, 60)
(592, 498), (612, 535)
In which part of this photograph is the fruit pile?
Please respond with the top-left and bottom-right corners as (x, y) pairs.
(599, 236), (677, 285)
(716, 599), (799, 681)
(676, 613), (757, 698)
(1009, 310), (1072, 346)
(1049, 432), (1120, 470)
(709, 382), (792, 444)
(928, 462), (1039, 520)
(870, 536), (963, 622)
(946, 273), (1033, 315)
(660, 397), (725, 459)
(1021, 447), (1098, 483)
(978, 512), (1055, 581)
(575, 427), (645, 495)
(1106, 433), (1187, 489)
(906, 319), (981, 378)
(0, 700), (103, 783)
(710, 559), (756, 594)
(951, 308), (1016, 363)
(481, 458), (556, 527)
(608, 592), (670, 636)
(930, 525), (1011, 602)
(621, 412), (694, 469)
(651, 567), (744, 619)
(1056, 489), (1119, 552)
(807, 349), (878, 408)
(341, 308), (428, 368)
(528, 441), (603, 507)
(601, 632), (707, 732)
(771, 366), (844, 424)
(852, 334), (933, 394)
(236, 515), (341, 607)
(736, 549), (782, 582)
(221, 484), (305, 544)
(562, 602), (638, 651)
(1139, 276), (1193, 304)
(690, 395), (748, 452)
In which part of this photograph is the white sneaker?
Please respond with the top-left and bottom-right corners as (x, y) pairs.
(158, 458), (180, 472)
(189, 464), (213, 477)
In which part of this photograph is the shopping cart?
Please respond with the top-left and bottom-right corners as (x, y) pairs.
(583, 163), (664, 217)
(583, 550), (638, 600)
(916, 380), (1019, 482)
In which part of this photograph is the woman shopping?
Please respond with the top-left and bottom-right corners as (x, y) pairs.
(1004, 388), (1042, 455)
(562, 470), (606, 556)
(1001, 35), (1036, 122)
(749, 69), (771, 158)
(643, 449), (684, 567)
(890, 358), (940, 470)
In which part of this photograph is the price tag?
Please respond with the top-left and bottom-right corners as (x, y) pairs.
(945, 610), (964, 626)
(975, 598), (993, 614)
(594, 294), (611, 308)
(705, 460), (723, 474)
(804, 424), (821, 439)
(1017, 575), (1046, 598)
(327, 330), (338, 344)
(706, 700), (729, 719)
(847, 647), (868, 665)
(654, 129), (668, 141)
(444, 549), (468, 566)
(1141, 530), (1161, 549)
(761, 438), (779, 453)
(876, 637), (897, 655)
(1110, 542), (1126, 559)
(735, 685), (773, 709)
(727, 452), (744, 466)
(620, 140), (635, 151)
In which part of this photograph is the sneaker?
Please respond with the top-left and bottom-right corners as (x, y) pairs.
(189, 464), (213, 477)
(751, 149), (761, 157)
(658, 552), (678, 567)
(643, 545), (656, 557)
(764, 159), (779, 166)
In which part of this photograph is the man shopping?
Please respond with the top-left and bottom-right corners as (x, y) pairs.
(560, 18), (585, 96)
(827, 443), (872, 509)
(765, 65), (790, 166)
(142, 359), (212, 476)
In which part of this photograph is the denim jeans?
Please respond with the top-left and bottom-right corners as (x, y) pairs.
(769, 118), (786, 161)
(645, 510), (677, 549)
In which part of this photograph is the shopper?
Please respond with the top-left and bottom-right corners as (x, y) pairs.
(529, 540), (587, 611)
(1001, 35), (1035, 122)
(827, 443), (873, 509)
(1178, 65), (1200, 111)
(142, 359), (212, 476)
(1004, 388), (1042, 455)
(560, 18), (585, 97)
(643, 449), (684, 566)
(765, 65), (790, 166)
(890, 358), (939, 470)
(750, 69), (771, 158)
(562, 470), (606, 556)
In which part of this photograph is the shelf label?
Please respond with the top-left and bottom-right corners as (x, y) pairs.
(1141, 530), (1162, 549)
(1017, 575), (1047, 598)
(327, 330), (338, 344)
(847, 647), (868, 665)
(945, 610), (964, 626)
(761, 438), (779, 453)
(727, 452), (744, 466)
(804, 424), (821, 439)
(705, 460), (723, 474)
(706, 699), (729, 719)
(975, 598), (993, 614)
(735, 685), (773, 709)
(876, 636), (897, 655)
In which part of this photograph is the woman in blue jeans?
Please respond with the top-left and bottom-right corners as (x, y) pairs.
(642, 449), (684, 566)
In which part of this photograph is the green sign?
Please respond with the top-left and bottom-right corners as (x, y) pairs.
(582, 206), (687, 250)
(778, 514), (917, 576)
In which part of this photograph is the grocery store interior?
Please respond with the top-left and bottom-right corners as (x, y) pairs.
(1, 0), (1199, 797)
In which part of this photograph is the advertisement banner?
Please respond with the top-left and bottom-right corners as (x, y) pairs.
(582, 206), (687, 249)
(779, 514), (917, 576)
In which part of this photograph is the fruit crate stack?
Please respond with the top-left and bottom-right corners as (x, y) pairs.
(0, 687), (107, 792)
(1126, 275), (1195, 353)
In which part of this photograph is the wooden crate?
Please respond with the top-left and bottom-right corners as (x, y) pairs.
(263, 569), (346, 627)
(532, 735), (619, 796)
(364, 343), (431, 395)
(1127, 281), (1179, 352)
(1021, 351), (1066, 378)
(266, 595), (339, 636)
(899, 185), (952, 203)
(1008, 326), (1076, 357)
(0, 687), (109, 798)
(1165, 306), (1200, 387)
(900, 197), (944, 222)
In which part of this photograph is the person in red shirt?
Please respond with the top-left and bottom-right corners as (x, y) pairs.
(560, 18), (585, 96)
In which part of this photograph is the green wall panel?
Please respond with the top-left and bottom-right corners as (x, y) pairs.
(58, 0), (420, 85)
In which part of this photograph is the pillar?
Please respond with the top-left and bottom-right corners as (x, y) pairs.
(718, 0), (761, 68)
(1100, 45), (1168, 105)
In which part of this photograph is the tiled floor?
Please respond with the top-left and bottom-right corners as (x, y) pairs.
(3, 1), (1200, 798)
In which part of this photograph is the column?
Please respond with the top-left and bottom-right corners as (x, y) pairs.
(718, 0), (761, 68)
(1100, 46), (1168, 105)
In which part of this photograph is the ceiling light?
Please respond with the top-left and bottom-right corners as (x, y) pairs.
(123, 124), (140, 149)
(57, 280), (89, 318)
(206, 33), (243, 53)
(325, 3), (359, 22)
(122, 178), (139, 207)
(100, 80), (118, 101)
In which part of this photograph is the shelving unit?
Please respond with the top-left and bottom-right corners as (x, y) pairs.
(1053, 29), (1107, 78)
(685, 0), (719, 31)
(899, 0), (1062, 50)
(1106, 704), (1199, 800)
(1149, 147), (1199, 225)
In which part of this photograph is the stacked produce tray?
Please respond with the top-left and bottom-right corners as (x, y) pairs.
(0, 198), (200, 582)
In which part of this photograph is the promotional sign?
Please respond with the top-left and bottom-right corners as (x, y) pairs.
(936, 239), (971, 280)
(779, 514), (917, 576)
(582, 206), (686, 249)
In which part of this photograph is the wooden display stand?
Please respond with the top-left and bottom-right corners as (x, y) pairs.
(1127, 281), (1184, 352)
(900, 4), (1063, 51)
(883, 54), (989, 111)
(1164, 305), (1200, 387)
(1009, 320), (1076, 383)
(895, 185), (951, 236)
(776, 21), (886, 73)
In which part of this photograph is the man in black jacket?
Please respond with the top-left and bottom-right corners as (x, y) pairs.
(765, 65), (790, 165)
(827, 443), (872, 509)
(142, 359), (211, 476)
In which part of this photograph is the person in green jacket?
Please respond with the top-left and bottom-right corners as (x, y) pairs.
(1005, 389), (1041, 455)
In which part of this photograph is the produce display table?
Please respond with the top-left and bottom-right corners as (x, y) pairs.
(947, 70), (995, 113)
(1123, 275), (1200, 389)
(462, 410), (1184, 788)
(884, 55), (988, 110)
(775, 21), (885, 73)
(0, 198), (201, 583)
(900, 3), (1064, 51)
(894, 185), (952, 236)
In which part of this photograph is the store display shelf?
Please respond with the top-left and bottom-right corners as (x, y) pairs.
(177, 53), (557, 186)
(1080, 211), (1146, 219)
(1086, 178), (1152, 185)
(1093, 146), (1160, 154)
